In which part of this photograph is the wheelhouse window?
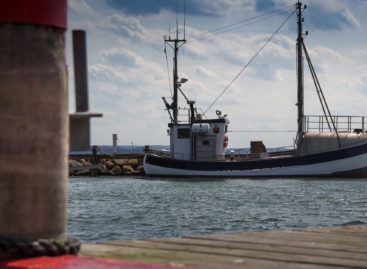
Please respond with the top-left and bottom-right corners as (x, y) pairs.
(177, 128), (190, 139)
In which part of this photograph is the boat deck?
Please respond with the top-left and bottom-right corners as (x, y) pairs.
(81, 225), (367, 268)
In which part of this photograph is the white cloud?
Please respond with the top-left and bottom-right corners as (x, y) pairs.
(195, 66), (217, 78)
(68, 0), (96, 15)
(100, 48), (140, 67)
(196, 0), (255, 16)
(342, 9), (361, 29)
(89, 64), (127, 84)
(67, 0), (367, 147)
(102, 14), (148, 41)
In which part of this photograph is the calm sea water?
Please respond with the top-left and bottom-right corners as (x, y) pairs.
(67, 177), (367, 243)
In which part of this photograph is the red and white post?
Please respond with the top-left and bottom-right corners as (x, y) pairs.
(0, 0), (68, 241)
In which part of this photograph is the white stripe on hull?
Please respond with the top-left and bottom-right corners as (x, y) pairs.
(143, 153), (367, 177)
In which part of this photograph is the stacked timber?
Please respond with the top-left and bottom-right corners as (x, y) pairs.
(69, 156), (144, 176)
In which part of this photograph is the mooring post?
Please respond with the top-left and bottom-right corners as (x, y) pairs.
(113, 134), (118, 154)
(91, 145), (100, 177)
(0, 0), (68, 242)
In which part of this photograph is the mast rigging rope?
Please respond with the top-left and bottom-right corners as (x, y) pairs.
(203, 9), (296, 116)
(187, 5), (294, 44)
(301, 40), (342, 147)
(164, 42), (173, 98)
(229, 130), (296, 133)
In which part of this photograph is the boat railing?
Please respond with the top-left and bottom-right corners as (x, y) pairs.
(304, 115), (367, 133)
(148, 147), (171, 158)
(226, 147), (295, 161)
(146, 147), (191, 159)
(177, 107), (191, 124)
(147, 146), (296, 161)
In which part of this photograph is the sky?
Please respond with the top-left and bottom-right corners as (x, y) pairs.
(67, 0), (367, 148)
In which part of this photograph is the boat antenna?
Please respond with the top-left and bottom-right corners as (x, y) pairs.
(176, 0), (179, 39)
(184, 0), (186, 40)
(165, 1), (186, 124)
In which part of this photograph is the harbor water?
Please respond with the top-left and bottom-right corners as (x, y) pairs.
(67, 177), (367, 243)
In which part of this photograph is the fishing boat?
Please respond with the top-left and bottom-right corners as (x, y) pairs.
(143, 2), (367, 177)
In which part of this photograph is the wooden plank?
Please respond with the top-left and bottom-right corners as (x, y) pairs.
(298, 225), (367, 237)
(81, 243), (338, 269)
(100, 239), (367, 268)
(184, 233), (367, 254)
(185, 226), (367, 250)
(80, 225), (367, 269)
(142, 237), (367, 260)
(223, 230), (367, 247)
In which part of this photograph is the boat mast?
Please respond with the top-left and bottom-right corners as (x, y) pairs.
(296, 1), (305, 138)
(165, 7), (186, 125)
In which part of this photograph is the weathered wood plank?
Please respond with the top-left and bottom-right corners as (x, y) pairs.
(184, 233), (367, 254)
(220, 230), (367, 247)
(142, 237), (367, 260)
(100, 239), (367, 268)
(80, 225), (367, 269)
(81, 243), (339, 269)
(298, 225), (367, 237)
(185, 226), (367, 251)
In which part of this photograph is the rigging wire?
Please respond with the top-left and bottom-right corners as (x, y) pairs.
(187, 5), (294, 44)
(201, 11), (290, 38)
(302, 41), (331, 131)
(164, 41), (173, 97)
(203, 9), (296, 116)
(229, 130), (296, 133)
(301, 40), (341, 147)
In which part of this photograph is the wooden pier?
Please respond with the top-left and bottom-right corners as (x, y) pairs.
(80, 225), (367, 269)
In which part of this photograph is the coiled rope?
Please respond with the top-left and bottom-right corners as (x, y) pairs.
(0, 236), (80, 260)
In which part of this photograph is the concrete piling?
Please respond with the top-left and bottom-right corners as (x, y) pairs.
(72, 30), (89, 112)
(69, 30), (102, 151)
(0, 0), (67, 240)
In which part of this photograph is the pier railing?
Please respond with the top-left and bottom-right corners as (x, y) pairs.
(304, 115), (367, 133)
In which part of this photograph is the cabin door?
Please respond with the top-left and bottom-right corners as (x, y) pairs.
(195, 135), (217, 161)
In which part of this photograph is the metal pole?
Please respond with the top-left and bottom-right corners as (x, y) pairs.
(165, 33), (185, 125)
(296, 1), (304, 139)
(362, 116), (365, 132)
(173, 41), (178, 124)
